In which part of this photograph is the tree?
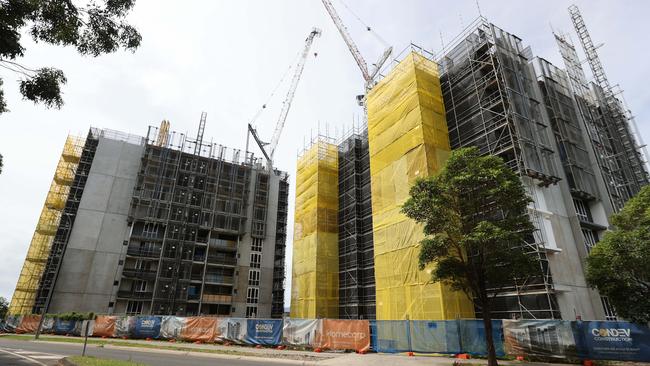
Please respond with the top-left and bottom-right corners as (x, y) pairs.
(0, 296), (8, 319)
(402, 147), (537, 366)
(586, 185), (650, 323)
(0, 0), (141, 113)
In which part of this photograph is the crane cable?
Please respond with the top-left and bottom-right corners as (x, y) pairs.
(335, 0), (390, 48)
(248, 50), (302, 129)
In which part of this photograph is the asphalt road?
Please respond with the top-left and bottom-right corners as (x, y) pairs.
(0, 338), (302, 366)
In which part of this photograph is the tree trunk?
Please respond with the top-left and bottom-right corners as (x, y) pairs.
(482, 303), (498, 366)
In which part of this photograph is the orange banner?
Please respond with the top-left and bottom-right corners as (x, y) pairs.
(16, 315), (41, 334)
(93, 316), (117, 337)
(316, 319), (370, 352)
(180, 317), (219, 342)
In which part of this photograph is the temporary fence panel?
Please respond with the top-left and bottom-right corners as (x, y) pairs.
(410, 320), (461, 354)
(93, 316), (117, 338)
(459, 320), (504, 356)
(290, 141), (339, 319)
(41, 317), (55, 334)
(81, 320), (94, 337)
(114, 316), (132, 338)
(282, 318), (319, 347)
(2, 315), (22, 332)
(372, 320), (410, 353)
(366, 51), (474, 320)
(53, 319), (80, 335)
(576, 321), (650, 362)
(218, 318), (248, 343)
(246, 319), (283, 345)
(179, 316), (219, 342)
(315, 319), (370, 352)
(160, 316), (183, 339)
(503, 319), (577, 359)
(131, 316), (162, 339)
(16, 315), (41, 334)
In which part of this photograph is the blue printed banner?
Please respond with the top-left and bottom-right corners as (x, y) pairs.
(54, 319), (78, 335)
(246, 319), (282, 345)
(578, 321), (650, 362)
(132, 316), (161, 339)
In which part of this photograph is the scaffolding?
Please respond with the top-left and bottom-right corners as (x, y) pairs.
(33, 132), (99, 314)
(555, 8), (649, 211)
(271, 176), (289, 318)
(554, 33), (627, 211)
(290, 138), (339, 318)
(366, 51), (475, 320)
(9, 135), (85, 315)
(337, 125), (375, 320)
(126, 125), (253, 316)
(533, 58), (598, 200)
(437, 18), (562, 319)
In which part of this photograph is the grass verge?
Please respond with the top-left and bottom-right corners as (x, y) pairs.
(0, 334), (329, 361)
(68, 356), (146, 366)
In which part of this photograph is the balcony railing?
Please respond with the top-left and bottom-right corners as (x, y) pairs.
(201, 294), (232, 304)
(117, 290), (153, 299)
(126, 247), (161, 258)
(207, 255), (237, 266)
(121, 269), (157, 280)
(204, 275), (234, 284)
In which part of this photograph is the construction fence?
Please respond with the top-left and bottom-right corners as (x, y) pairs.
(2, 316), (649, 361)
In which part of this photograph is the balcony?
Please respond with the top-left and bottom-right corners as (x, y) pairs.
(129, 233), (164, 242)
(201, 294), (232, 304)
(204, 275), (234, 284)
(126, 247), (161, 258)
(117, 290), (153, 299)
(121, 268), (157, 280)
(206, 255), (237, 266)
(208, 239), (237, 251)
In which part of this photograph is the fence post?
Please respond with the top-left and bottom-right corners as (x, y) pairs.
(405, 316), (412, 354)
(82, 320), (90, 357)
(457, 317), (463, 354)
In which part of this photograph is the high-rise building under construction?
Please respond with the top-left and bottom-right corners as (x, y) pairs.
(291, 13), (647, 321)
(10, 124), (288, 318)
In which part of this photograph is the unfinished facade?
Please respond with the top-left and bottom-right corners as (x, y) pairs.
(10, 125), (288, 318)
(292, 13), (646, 321)
(337, 127), (375, 320)
(436, 16), (647, 319)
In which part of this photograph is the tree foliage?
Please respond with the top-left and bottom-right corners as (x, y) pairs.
(402, 147), (537, 366)
(0, 0), (141, 113)
(0, 296), (8, 319)
(586, 185), (650, 323)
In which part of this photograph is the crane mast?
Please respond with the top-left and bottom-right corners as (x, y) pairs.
(247, 27), (321, 171)
(321, 0), (392, 90)
(268, 27), (322, 161)
(321, 0), (370, 82)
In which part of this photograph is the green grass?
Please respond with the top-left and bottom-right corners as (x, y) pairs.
(68, 356), (146, 366)
(0, 334), (329, 361)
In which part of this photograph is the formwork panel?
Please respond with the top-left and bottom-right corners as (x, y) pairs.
(290, 141), (339, 318)
(367, 52), (474, 320)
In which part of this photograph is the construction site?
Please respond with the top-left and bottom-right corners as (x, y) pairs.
(290, 3), (648, 321)
(7, 2), (648, 325)
(9, 118), (290, 318)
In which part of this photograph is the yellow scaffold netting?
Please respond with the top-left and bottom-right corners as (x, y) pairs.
(9, 135), (84, 315)
(367, 52), (475, 320)
(290, 140), (339, 318)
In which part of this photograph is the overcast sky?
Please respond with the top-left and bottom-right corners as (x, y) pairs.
(1, 0), (649, 308)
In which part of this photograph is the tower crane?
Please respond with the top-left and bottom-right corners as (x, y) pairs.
(247, 27), (322, 171)
(321, 0), (392, 95)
